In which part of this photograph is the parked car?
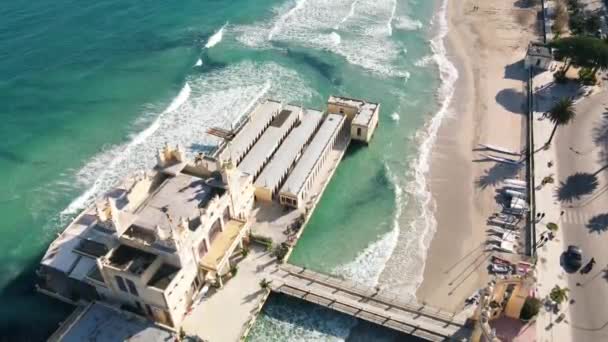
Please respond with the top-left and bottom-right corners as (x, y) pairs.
(491, 264), (511, 274)
(564, 245), (583, 271)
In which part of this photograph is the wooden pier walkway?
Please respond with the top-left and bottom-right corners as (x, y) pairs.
(267, 264), (471, 341)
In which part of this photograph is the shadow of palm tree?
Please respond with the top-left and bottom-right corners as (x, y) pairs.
(587, 214), (608, 234)
(476, 163), (521, 189)
(556, 172), (599, 203)
(495, 88), (527, 114)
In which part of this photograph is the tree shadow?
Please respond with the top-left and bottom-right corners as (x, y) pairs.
(556, 172), (599, 203)
(513, 0), (535, 8)
(586, 214), (608, 234)
(503, 60), (527, 81)
(476, 163), (522, 189)
(495, 88), (527, 114)
(593, 110), (608, 166)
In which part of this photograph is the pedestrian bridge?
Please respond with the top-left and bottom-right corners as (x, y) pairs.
(268, 264), (472, 341)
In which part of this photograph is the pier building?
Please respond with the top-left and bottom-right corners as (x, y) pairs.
(279, 113), (347, 209)
(327, 95), (380, 143)
(254, 108), (324, 202)
(40, 95), (381, 336)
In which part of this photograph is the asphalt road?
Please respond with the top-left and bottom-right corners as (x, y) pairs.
(555, 89), (608, 341)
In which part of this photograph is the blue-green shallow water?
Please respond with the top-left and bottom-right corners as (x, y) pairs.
(0, 0), (445, 340)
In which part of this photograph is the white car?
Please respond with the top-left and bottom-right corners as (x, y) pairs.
(491, 264), (511, 274)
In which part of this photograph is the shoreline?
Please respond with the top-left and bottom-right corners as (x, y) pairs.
(416, 0), (537, 312)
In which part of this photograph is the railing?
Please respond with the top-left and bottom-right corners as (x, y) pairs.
(275, 264), (467, 325)
(526, 68), (537, 257)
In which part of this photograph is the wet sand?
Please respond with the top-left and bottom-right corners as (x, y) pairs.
(416, 0), (538, 312)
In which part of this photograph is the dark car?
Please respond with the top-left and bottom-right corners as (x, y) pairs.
(564, 245), (583, 271)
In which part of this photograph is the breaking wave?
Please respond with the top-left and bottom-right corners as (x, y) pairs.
(205, 22), (227, 48)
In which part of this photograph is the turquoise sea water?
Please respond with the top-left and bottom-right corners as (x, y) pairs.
(0, 0), (449, 340)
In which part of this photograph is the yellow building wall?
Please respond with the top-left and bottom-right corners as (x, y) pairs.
(327, 103), (358, 120)
(254, 186), (273, 202)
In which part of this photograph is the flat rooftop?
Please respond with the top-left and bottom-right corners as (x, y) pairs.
(280, 113), (345, 197)
(221, 100), (282, 163)
(53, 303), (174, 342)
(353, 102), (378, 127)
(133, 173), (223, 231)
(237, 105), (300, 178)
(328, 95), (366, 109)
(255, 109), (323, 191)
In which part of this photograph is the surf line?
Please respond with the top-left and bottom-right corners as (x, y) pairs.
(334, 0), (358, 30)
(205, 22), (228, 48)
(268, 0), (307, 41)
(60, 82), (192, 216)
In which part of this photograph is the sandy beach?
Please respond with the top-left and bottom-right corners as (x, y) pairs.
(416, 0), (538, 312)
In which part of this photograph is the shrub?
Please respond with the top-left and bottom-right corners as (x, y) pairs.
(542, 176), (555, 185)
(250, 233), (273, 250)
(520, 297), (541, 320)
(546, 222), (559, 231)
(579, 67), (597, 85)
(550, 285), (569, 304)
(554, 70), (568, 83)
(273, 242), (290, 262)
(230, 265), (238, 276)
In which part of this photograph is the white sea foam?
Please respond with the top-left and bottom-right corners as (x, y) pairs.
(163, 82), (191, 113)
(390, 112), (400, 121)
(61, 62), (315, 217)
(387, 0), (397, 36)
(394, 16), (423, 31)
(329, 31), (341, 45)
(194, 58), (203, 67)
(235, 0), (409, 78)
(377, 0), (459, 294)
(268, 0), (308, 41)
(205, 22), (228, 48)
(334, 0), (358, 30)
(414, 55), (433, 67)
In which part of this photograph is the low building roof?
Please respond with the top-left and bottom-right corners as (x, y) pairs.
(280, 114), (345, 197)
(352, 102), (378, 127)
(255, 109), (323, 191)
(53, 303), (174, 342)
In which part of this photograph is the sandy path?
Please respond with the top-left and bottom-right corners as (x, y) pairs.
(416, 0), (538, 312)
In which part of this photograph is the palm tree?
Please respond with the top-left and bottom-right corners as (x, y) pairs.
(550, 285), (569, 304)
(545, 98), (576, 147)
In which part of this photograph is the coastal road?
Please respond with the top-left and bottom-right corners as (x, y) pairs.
(555, 89), (608, 341)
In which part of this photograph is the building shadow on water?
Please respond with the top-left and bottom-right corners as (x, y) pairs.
(586, 214), (608, 234)
(556, 172), (599, 203)
(0, 254), (73, 341)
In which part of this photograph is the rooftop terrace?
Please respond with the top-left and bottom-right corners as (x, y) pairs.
(133, 173), (223, 232)
(108, 244), (157, 276)
(147, 263), (181, 290)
